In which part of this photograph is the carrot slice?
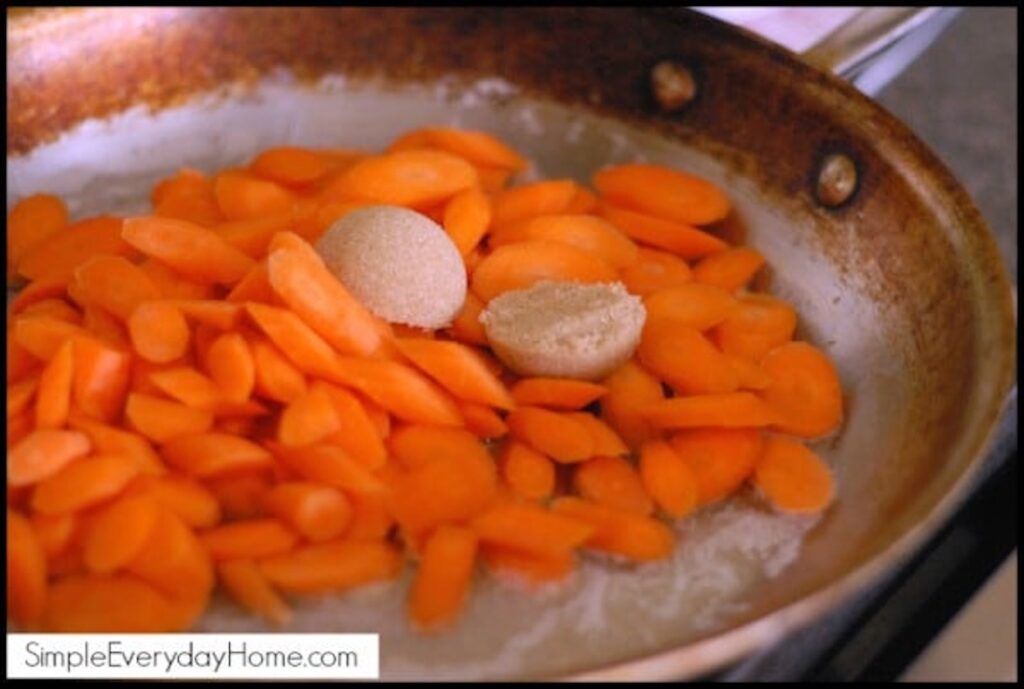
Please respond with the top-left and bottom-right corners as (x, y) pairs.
(82, 493), (160, 574)
(44, 574), (184, 632)
(7, 377), (39, 418)
(642, 283), (738, 332)
(573, 455), (653, 515)
(13, 315), (88, 361)
(443, 187), (492, 256)
(490, 179), (579, 227)
(278, 386), (341, 447)
(10, 275), (71, 316)
(34, 338), (74, 429)
(345, 493), (396, 541)
(8, 429), (91, 487)
(8, 193), (69, 279)
(619, 247), (693, 295)
(32, 453), (140, 515)
(161, 432), (273, 478)
(692, 246), (765, 292)
(259, 540), (402, 594)
(642, 392), (776, 430)
(387, 425), (489, 471)
(507, 406), (595, 463)
(20, 297), (82, 324)
(638, 322), (738, 395)
(68, 415), (165, 476)
(147, 366), (224, 411)
(565, 186), (599, 214)
(31, 511), (78, 562)
(205, 332), (255, 404)
(710, 294), (797, 361)
(315, 382), (387, 469)
(331, 356), (464, 427)
(670, 428), (764, 504)
(754, 437), (835, 513)
(510, 377), (607, 410)
(137, 257), (214, 300)
(758, 342), (844, 438)
(71, 335), (132, 422)
(270, 443), (387, 496)
(390, 127), (527, 171)
(458, 401), (509, 439)
(409, 525), (478, 631)
(7, 509), (48, 629)
(491, 214), (639, 270)
(323, 149), (478, 208)
(126, 509), (214, 605)
(550, 497), (674, 562)
(213, 171), (297, 221)
(80, 304), (129, 349)
(388, 447), (496, 536)
(199, 518), (298, 561)
(205, 472), (273, 521)
(639, 440), (699, 519)
(248, 335), (308, 403)
(71, 254), (162, 320)
(250, 146), (332, 187)
(482, 546), (575, 587)
(173, 300), (244, 330)
(121, 216), (256, 284)
(594, 163), (729, 226)
(266, 230), (390, 357)
(128, 475), (221, 528)
(471, 240), (618, 302)
(500, 441), (555, 501)
(125, 393), (214, 443)
(128, 301), (191, 364)
(262, 482), (352, 543)
(448, 291), (489, 346)
(394, 337), (515, 410)
(470, 502), (592, 557)
(566, 412), (629, 456)
(599, 202), (729, 258)
(152, 168), (224, 227)
(218, 560), (293, 626)
(727, 354), (773, 391)
(17, 216), (132, 282)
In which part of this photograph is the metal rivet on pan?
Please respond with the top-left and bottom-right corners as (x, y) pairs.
(815, 153), (858, 207)
(650, 60), (696, 113)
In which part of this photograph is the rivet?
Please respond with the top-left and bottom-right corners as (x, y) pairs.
(816, 153), (858, 208)
(650, 60), (696, 113)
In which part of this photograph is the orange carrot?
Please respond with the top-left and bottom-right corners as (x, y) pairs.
(8, 193), (69, 280)
(80, 304), (129, 349)
(13, 315), (88, 361)
(490, 179), (579, 227)
(8, 336), (40, 386)
(126, 509), (214, 606)
(215, 211), (295, 258)
(331, 356), (464, 427)
(259, 540), (402, 594)
(152, 168), (224, 227)
(248, 334), (308, 403)
(213, 171), (297, 221)
(471, 240), (618, 302)
(270, 443), (387, 497)
(638, 322), (738, 395)
(7, 509), (48, 629)
(217, 560), (292, 626)
(482, 546), (575, 587)
(409, 525), (478, 631)
(390, 127), (527, 171)
(457, 400), (509, 439)
(68, 415), (165, 476)
(129, 475), (221, 528)
(507, 406), (595, 463)
(639, 440), (698, 519)
(443, 187), (492, 256)
(387, 425), (491, 472)
(30, 511), (78, 562)
(7, 376), (38, 418)
(642, 283), (738, 332)
(510, 377), (608, 410)
(315, 382), (387, 469)
(394, 337), (515, 410)
(83, 493), (161, 574)
(692, 246), (765, 291)
(565, 186), (599, 214)
(470, 502), (592, 557)
(250, 147), (332, 187)
(43, 573), (188, 632)
(20, 297), (82, 324)
(161, 432), (273, 478)
(758, 342), (843, 438)
(322, 149), (478, 209)
(278, 386), (341, 447)
(491, 214), (639, 270)
(619, 247), (693, 295)
(8, 429), (91, 487)
(124, 393), (214, 443)
(70, 336), (132, 422)
(147, 366), (224, 411)
(566, 413), (629, 456)
(593, 163), (729, 226)
(17, 216), (132, 282)
(500, 441), (555, 501)
(32, 453), (140, 515)
(710, 294), (797, 361)
(550, 497), (674, 562)
(137, 257), (214, 300)
(244, 302), (344, 380)
(10, 275), (71, 316)
(34, 338), (74, 429)
(174, 300), (244, 330)
(205, 332), (255, 404)
(262, 482), (352, 543)
(128, 301), (191, 364)
(199, 518), (298, 561)
(71, 254), (162, 320)
(727, 354), (773, 391)
(753, 437), (835, 514)
(599, 202), (728, 258)
(345, 494), (395, 541)
(205, 472), (274, 521)
(642, 392), (776, 430)
(573, 455), (653, 515)
(670, 428), (764, 504)
(121, 216), (255, 284)
(448, 291), (489, 346)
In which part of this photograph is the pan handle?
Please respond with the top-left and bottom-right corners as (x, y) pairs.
(801, 7), (961, 95)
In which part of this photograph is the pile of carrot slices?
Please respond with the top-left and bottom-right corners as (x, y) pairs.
(7, 126), (843, 634)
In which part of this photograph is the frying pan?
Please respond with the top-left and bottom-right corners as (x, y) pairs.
(6, 7), (1016, 681)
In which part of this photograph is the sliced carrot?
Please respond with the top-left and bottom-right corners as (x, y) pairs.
(639, 440), (698, 519)
(152, 168), (223, 227)
(594, 163), (729, 226)
(128, 474), (221, 528)
(147, 366), (224, 411)
(754, 437), (835, 513)
(670, 428), (764, 504)
(642, 392), (776, 430)
(331, 356), (464, 427)
(126, 509), (214, 605)
(394, 337), (514, 410)
(550, 497), (674, 562)
(490, 179), (579, 227)
(205, 472), (274, 521)
(482, 545), (575, 587)
(215, 211), (295, 258)
(44, 574), (185, 632)
(390, 127), (527, 171)
(152, 167), (214, 205)
(290, 199), (371, 243)
(510, 377), (607, 410)
(448, 291), (489, 346)
(266, 230), (390, 357)
(71, 254), (162, 320)
(82, 493), (160, 574)
(13, 315), (88, 361)
(7, 410), (34, 452)
(199, 518), (298, 561)
(490, 214), (639, 270)
(67, 415), (165, 476)
(270, 443), (387, 496)
(315, 382), (387, 469)
(259, 539), (402, 594)
(470, 502), (592, 557)
(213, 171), (297, 221)
(124, 393), (214, 443)
(262, 482), (352, 543)
(639, 322), (738, 396)
(218, 560), (292, 627)
(80, 304), (129, 349)
(227, 262), (277, 304)
(619, 247), (693, 295)
(161, 432), (273, 478)
(345, 493), (396, 541)
(8, 334), (40, 386)
(8, 429), (91, 487)
(642, 283), (738, 332)
(278, 386), (341, 447)
(121, 216), (255, 284)
(475, 166), (513, 194)
(471, 240), (618, 302)
(7, 509), (48, 629)
(137, 257), (214, 300)
(19, 297), (82, 324)
(507, 406), (595, 463)
(692, 246), (765, 292)
(409, 525), (478, 631)
(10, 275), (71, 315)
(565, 186), (599, 214)
(8, 376), (39, 418)
(758, 342), (843, 438)
(128, 301), (191, 364)
(8, 193), (68, 280)
(573, 455), (653, 515)
(71, 335), (132, 422)
(322, 149), (478, 209)
(500, 441), (555, 501)
(727, 354), (773, 391)
(32, 453), (140, 515)
(443, 187), (492, 256)
(250, 146), (332, 187)
(205, 332), (255, 403)
(30, 511), (77, 561)
(710, 294), (797, 361)
(249, 335), (308, 403)
(387, 425), (489, 471)
(17, 216), (132, 282)
(457, 401), (509, 439)
(599, 202), (728, 259)
(174, 300), (244, 330)
(34, 338), (74, 429)
(244, 302), (345, 381)
(566, 412), (629, 456)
